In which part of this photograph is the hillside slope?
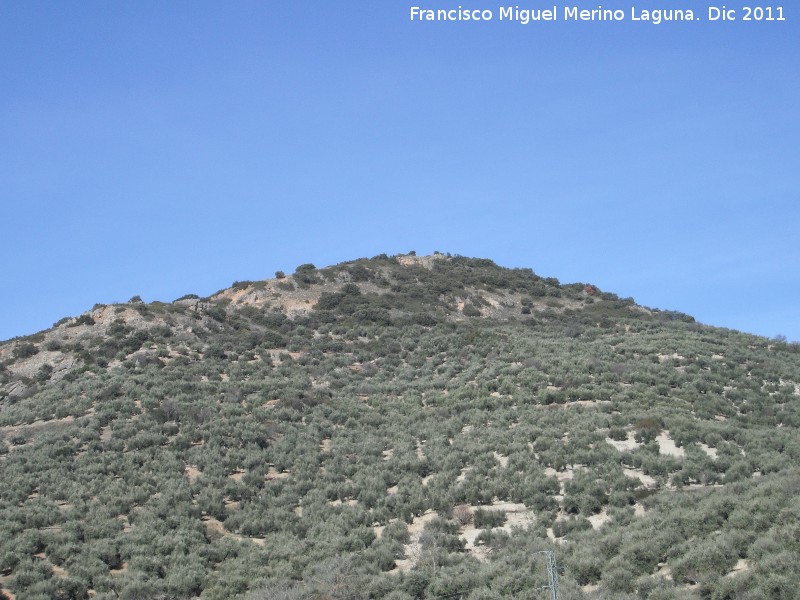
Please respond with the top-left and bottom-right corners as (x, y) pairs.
(1, 254), (799, 600)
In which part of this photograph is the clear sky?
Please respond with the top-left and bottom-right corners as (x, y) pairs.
(2, 1), (798, 342)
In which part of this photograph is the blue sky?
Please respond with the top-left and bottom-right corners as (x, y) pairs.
(2, 1), (798, 341)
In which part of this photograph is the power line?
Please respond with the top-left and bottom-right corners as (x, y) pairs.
(538, 550), (560, 600)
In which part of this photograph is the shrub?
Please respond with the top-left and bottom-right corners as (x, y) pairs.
(206, 306), (227, 322)
(452, 504), (473, 525)
(473, 509), (506, 529)
(609, 427), (627, 441)
(462, 304), (482, 317)
(12, 343), (38, 360)
(70, 315), (95, 327)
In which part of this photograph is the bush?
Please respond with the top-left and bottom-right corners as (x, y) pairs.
(71, 315), (95, 327)
(473, 509), (506, 529)
(13, 343), (38, 359)
(293, 264), (319, 287)
(452, 504), (473, 525)
(462, 304), (482, 317)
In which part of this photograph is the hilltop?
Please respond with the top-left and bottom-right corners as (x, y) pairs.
(0, 253), (684, 400)
(1, 254), (799, 600)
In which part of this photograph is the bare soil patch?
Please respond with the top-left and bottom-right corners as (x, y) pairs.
(624, 468), (656, 487)
(606, 431), (640, 452)
(656, 432), (685, 457)
(185, 465), (202, 483)
(266, 466), (290, 481)
(588, 509), (611, 529)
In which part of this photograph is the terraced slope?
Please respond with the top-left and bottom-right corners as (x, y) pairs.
(1, 255), (798, 600)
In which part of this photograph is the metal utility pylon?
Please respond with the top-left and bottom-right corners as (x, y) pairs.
(539, 551), (560, 600)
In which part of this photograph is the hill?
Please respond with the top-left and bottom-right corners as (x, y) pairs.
(1, 254), (799, 600)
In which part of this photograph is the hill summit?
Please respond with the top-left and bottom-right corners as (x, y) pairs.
(1, 253), (690, 400)
(1, 254), (799, 600)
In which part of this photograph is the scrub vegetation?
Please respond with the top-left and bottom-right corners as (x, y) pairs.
(0, 253), (798, 600)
